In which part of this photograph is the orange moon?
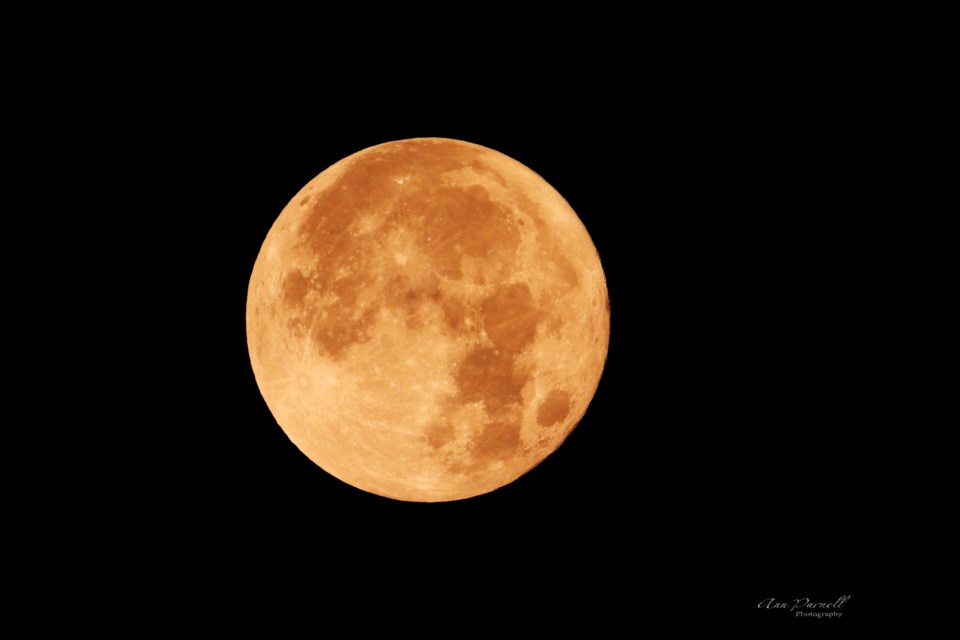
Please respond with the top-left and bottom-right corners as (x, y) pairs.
(246, 138), (609, 502)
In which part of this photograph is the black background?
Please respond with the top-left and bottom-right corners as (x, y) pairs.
(122, 29), (908, 631)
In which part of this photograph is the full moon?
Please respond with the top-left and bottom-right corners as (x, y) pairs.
(246, 138), (609, 502)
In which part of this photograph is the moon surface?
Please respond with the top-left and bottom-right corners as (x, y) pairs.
(246, 138), (609, 502)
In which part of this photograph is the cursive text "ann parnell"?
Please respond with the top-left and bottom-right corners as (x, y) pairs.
(758, 595), (851, 612)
